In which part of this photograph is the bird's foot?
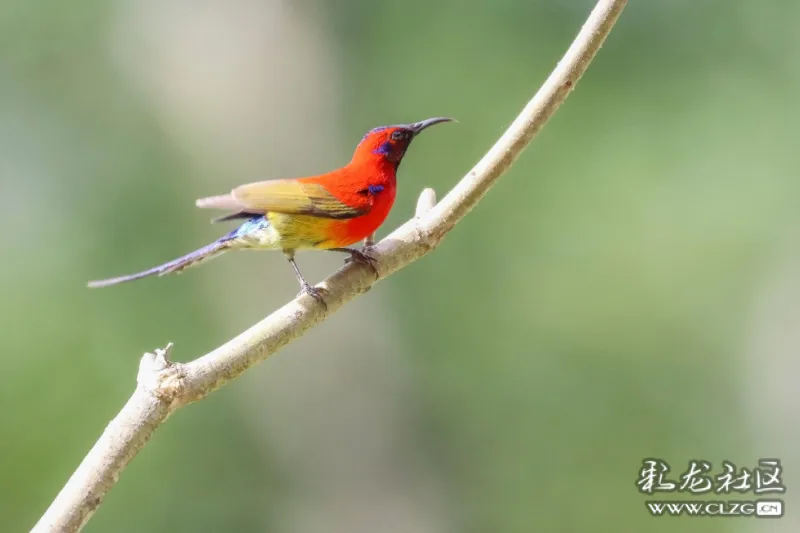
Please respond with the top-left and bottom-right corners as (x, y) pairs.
(345, 248), (376, 267)
(327, 247), (380, 279)
(299, 283), (328, 310)
(345, 249), (380, 280)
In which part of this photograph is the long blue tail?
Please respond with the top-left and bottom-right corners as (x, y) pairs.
(87, 238), (233, 288)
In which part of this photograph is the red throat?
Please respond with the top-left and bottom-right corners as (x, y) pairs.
(326, 162), (397, 247)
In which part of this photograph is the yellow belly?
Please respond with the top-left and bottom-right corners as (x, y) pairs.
(265, 212), (339, 250)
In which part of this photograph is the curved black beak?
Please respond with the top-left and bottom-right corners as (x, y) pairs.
(409, 117), (455, 136)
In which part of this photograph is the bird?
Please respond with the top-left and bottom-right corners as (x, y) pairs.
(87, 117), (454, 304)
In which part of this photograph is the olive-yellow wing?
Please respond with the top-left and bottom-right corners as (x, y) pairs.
(196, 179), (368, 221)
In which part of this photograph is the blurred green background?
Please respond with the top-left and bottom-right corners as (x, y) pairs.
(2, 0), (798, 531)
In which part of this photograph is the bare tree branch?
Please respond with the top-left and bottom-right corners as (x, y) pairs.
(32, 1), (627, 531)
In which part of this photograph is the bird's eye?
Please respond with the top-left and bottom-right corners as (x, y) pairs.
(390, 130), (407, 141)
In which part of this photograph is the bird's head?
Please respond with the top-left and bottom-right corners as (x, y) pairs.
(353, 117), (454, 169)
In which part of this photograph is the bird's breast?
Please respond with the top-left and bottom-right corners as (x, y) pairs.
(329, 184), (396, 247)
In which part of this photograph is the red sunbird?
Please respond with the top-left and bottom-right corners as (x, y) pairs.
(88, 117), (454, 302)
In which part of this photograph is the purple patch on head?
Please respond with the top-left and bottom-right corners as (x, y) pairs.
(372, 141), (392, 155)
(368, 184), (384, 195)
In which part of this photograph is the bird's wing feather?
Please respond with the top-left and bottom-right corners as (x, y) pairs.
(229, 179), (369, 219)
(195, 194), (242, 210)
